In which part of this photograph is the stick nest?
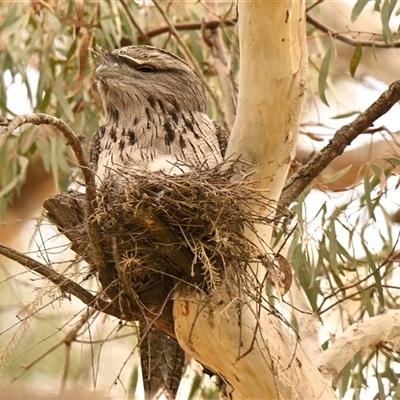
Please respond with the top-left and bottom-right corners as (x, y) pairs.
(93, 160), (288, 296)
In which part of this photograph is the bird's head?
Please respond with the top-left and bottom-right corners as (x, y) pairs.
(94, 45), (207, 123)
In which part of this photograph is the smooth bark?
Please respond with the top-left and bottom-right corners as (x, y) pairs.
(173, 2), (336, 399)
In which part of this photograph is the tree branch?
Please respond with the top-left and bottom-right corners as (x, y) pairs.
(1, 114), (90, 183)
(119, 0), (153, 45)
(0, 242), (122, 319)
(316, 309), (400, 380)
(1, 113), (120, 309)
(204, 0), (237, 128)
(138, 18), (237, 41)
(151, 0), (228, 129)
(306, 14), (400, 48)
(138, 13), (400, 51)
(281, 79), (400, 207)
(175, 2), (337, 399)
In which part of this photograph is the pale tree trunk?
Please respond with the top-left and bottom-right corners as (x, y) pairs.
(174, 2), (337, 399)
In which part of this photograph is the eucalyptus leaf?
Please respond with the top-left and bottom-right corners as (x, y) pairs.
(351, 0), (370, 22)
(318, 43), (332, 107)
(349, 42), (363, 78)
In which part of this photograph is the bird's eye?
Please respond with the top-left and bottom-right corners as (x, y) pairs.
(136, 65), (156, 73)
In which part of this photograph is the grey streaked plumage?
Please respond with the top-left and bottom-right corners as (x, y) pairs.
(140, 324), (185, 400)
(89, 45), (228, 399)
(89, 45), (226, 182)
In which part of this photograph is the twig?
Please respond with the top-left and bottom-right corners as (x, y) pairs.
(306, 0), (325, 12)
(1, 113), (94, 208)
(118, 0), (153, 45)
(125, 197), (197, 279)
(0, 242), (121, 319)
(204, 0), (237, 128)
(151, 0), (228, 129)
(133, 11), (400, 51)
(0, 116), (12, 126)
(2, 308), (97, 395)
(60, 309), (97, 395)
(317, 235), (400, 315)
(280, 79), (400, 206)
(307, 14), (400, 48)
(1, 114), (89, 180)
(3, 335), (64, 392)
(1, 113), (118, 308)
(138, 18), (238, 41)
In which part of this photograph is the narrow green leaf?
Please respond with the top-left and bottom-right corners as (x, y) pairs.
(336, 241), (359, 266)
(363, 174), (375, 220)
(47, 12), (63, 34)
(0, 2), (18, 31)
(393, 382), (400, 398)
(0, 154), (28, 197)
(383, 156), (400, 166)
(327, 222), (340, 275)
(36, 138), (51, 172)
(128, 365), (139, 398)
(381, 0), (395, 44)
(351, 0), (370, 22)
(360, 287), (375, 316)
(361, 239), (384, 308)
(324, 164), (353, 184)
(371, 164), (382, 176)
(375, 0), (381, 12)
(376, 369), (386, 400)
(38, 87), (52, 111)
(331, 110), (361, 119)
(55, 74), (74, 122)
(339, 360), (351, 397)
(188, 370), (202, 399)
(318, 44), (332, 107)
(349, 42), (363, 78)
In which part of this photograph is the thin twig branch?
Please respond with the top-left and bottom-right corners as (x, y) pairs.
(306, 0), (325, 12)
(280, 80), (400, 206)
(118, 0), (153, 45)
(0, 242), (121, 319)
(139, 12), (400, 50)
(151, 0), (228, 129)
(60, 309), (97, 395)
(2, 308), (97, 394)
(1, 113), (119, 307)
(204, 0), (237, 128)
(307, 14), (400, 48)
(1, 113), (96, 217)
(2, 114), (90, 184)
(138, 18), (238, 41)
